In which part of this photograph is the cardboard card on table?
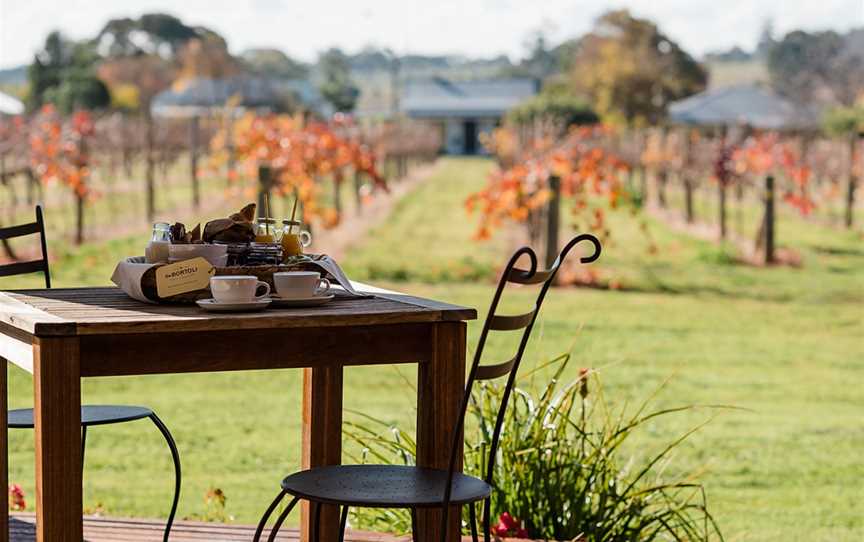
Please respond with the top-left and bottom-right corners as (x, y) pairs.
(155, 257), (215, 298)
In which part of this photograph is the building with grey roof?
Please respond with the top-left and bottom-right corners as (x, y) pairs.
(669, 83), (819, 131)
(400, 77), (538, 154)
(150, 76), (330, 117)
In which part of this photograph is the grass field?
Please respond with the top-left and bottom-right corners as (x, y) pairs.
(2, 157), (862, 540)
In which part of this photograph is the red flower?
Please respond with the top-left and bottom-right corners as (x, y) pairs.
(494, 512), (529, 538)
(9, 484), (25, 511)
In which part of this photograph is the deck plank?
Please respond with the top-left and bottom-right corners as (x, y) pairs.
(9, 513), (406, 541)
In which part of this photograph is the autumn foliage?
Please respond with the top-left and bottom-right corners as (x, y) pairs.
(28, 105), (94, 199)
(731, 132), (816, 215)
(466, 125), (630, 241)
(210, 112), (386, 227)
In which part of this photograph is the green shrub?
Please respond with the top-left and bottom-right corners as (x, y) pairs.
(344, 354), (724, 540)
(823, 106), (864, 137)
(507, 93), (599, 128)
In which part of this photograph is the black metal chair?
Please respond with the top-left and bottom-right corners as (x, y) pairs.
(0, 206), (181, 542)
(253, 233), (602, 542)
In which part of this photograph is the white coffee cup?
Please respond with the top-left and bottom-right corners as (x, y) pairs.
(210, 275), (270, 303)
(273, 271), (331, 299)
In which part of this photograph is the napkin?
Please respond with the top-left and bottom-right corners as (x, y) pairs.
(111, 254), (367, 303)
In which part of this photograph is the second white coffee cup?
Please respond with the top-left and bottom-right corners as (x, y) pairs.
(273, 271), (331, 299)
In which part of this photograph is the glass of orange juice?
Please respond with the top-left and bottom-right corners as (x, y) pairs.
(281, 220), (311, 259)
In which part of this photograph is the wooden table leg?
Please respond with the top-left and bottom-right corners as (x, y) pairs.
(0, 359), (7, 542)
(33, 338), (82, 542)
(416, 322), (467, 542)
(300, 366), (343, 542)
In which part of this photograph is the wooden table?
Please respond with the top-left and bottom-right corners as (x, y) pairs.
(0, 287), (476, 542)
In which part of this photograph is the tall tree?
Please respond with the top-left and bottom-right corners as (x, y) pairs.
(569, 10), (707, 126)
(242, 49), (309, 79)
(318, 48), (359, 113)
(768, 29), (864, 107)
(27, 31), (110, 112)
(95, 13), (209, 58)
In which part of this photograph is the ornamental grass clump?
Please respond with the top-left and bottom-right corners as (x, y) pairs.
(344, 353), (724, 540)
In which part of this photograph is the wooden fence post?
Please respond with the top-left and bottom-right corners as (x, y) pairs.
(763, 175), (775, 264)
(846, 135), (858, 229)
(545, 175), (561, 269)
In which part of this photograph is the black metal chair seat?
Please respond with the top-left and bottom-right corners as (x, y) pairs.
(1, 207), (182, 542)
(8, 405), (153, 428)
(255, 234), (602, 542)
(281, 465), (492, 508)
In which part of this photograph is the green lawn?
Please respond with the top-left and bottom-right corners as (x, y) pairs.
(2, 157), (862, 540)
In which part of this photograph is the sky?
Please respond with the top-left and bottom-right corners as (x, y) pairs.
(0, 0), (862, 69)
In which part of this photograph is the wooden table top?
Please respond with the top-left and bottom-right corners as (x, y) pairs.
(0, 286), (476, 338)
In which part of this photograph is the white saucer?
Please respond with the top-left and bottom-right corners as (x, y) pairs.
(196, 298), (272, 312)
(270, 293), (335, 308)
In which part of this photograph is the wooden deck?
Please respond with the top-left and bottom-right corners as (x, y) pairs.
(9, 513), (405, 541)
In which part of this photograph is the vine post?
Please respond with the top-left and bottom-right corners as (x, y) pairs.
(545, 175), (561, 269)
(354, 170), (363, 215)
(683, 129), (695, 224)
(189, 115), (200, 209)
(145, 113), (156, 222)
(257, 164), (272, 213)
(761, 175), (776, 264)
(718, 180), (727, 240)
(846, 134), (859, 229)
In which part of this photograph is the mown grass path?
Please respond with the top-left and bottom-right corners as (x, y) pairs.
(3, 157), (862, 540)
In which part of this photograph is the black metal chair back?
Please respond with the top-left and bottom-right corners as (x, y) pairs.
(0, 205), (51, 288)
(440, 233), (601, 534)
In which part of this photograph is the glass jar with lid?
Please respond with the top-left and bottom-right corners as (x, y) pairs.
(145, 222), (171, 263)
(255, 218), (279, 244)
(281, 220), (311, 259)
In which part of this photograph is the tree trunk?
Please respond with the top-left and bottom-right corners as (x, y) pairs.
(718, 182), (727, 240)
(545, 175), (561, 269)
(189, 116), (200, 209)
(145, 114), (156, 222)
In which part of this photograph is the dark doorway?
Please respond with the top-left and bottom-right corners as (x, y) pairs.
(463, 120), (477, 155)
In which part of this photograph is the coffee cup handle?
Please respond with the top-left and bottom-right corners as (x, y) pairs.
(255, 281), (271, 299)
(316, 278), (331, 295)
